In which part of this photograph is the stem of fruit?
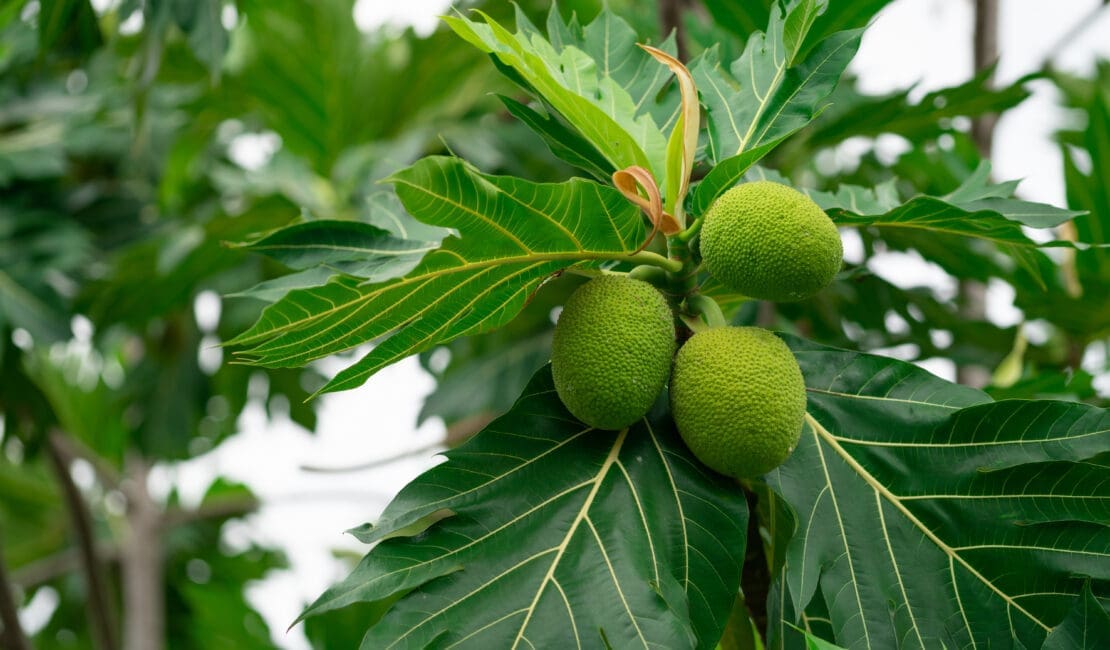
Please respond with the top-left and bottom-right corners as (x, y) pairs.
(623, 250), (683, 273)
(675, 213), (704, 243)
(686, 294), (726, 329)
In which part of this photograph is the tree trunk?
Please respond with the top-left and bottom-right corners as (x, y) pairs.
(958, 0), (999, 388)
(122, 456), (164, 650)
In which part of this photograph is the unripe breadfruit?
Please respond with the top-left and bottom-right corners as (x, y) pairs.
(551, 275), (676, 430)
(701, 181), (842, 302)
(670, 327), (806, 478)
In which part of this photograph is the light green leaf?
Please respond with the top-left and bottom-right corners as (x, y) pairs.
(229, 156), (656, 395)
(691, 17), (862, 213)
(445, 9), (667, 181)
(300, 366), (749, 649)
(768, 335), (1110, 648)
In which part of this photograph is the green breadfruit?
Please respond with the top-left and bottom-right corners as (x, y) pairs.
(551, 275), (676, 430)
(700, 181), (843, 302)
(670, 326), (806, 478)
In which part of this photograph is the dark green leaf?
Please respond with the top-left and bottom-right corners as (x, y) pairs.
(1042, 582), (1110, 650)
(768, 335), (1110, 648)
(301, 366), (749, 649)
(37, 0), (102, 57)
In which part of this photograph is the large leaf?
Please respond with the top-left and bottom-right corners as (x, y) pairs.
(767, 336), (1110, 648)
(300, 366), (749, 649)
(229, 156), (653, 395)
(691, 1), (862, 213)
(445, 8), (669, 181)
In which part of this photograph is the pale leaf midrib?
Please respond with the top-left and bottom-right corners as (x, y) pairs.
(807, 413), (1054, 634)
(512, 428), (631, 649)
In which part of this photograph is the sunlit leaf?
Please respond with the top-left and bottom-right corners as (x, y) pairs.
(445, 8), (668, 181)
(300, 366), (749, 649)
(229, 156), (654, 395)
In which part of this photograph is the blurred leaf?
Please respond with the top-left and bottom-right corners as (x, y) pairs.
(301, 366), (748, 649)
(229, 156), (650, 395)
(171, 0), (228, 77)
(769, 335), (1110, 648)
(806, 66), (1032, 149)
(38, 0), (102, 57)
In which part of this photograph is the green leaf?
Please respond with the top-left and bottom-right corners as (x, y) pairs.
(768, 335), (1110, 648)
(445, 9), (668, 181)
(171, 0), (229, 77)
(1043, 582), (1110, 650)
(235, 220), (436, 282)
(498, 95), (615, 182)
(691, 10), (862, 213)
(300, 366), (749, 649)
(37, 0), (102, 57)
(229, 156), (653, 395)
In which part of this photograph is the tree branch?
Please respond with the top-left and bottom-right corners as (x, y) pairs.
(46, 431), (118, 650)
(660, 0), (689, 61)
(0, 530), (31, 650)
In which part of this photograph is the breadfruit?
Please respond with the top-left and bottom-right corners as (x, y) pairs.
(670, 326), (806, 478)
(700, 181), (842, 302)
(551, 275), (676, 430)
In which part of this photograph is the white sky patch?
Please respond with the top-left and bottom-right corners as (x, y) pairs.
(229, 132), (282, 171)
(867, 250), (958, 301)
(353, 0), (452, 36)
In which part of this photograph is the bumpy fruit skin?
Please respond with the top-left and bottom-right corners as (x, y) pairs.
(551, 276), (676, 430)
(701, 181), (842, 302)
(670, 327), (806, 478)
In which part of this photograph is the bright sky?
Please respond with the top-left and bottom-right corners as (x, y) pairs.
(27, 1), (1105, 648)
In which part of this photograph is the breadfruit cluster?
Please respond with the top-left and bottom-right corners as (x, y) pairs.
(700, 181), (842, 302)
(550, 181), (830, 476)
(551, 276), (675, 430)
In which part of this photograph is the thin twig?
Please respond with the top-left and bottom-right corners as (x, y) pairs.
(46, 431), (118, 650)
(1040, 2), (1109, 71)
(300, 440), (447, 474)
(0, 530), (32, 650)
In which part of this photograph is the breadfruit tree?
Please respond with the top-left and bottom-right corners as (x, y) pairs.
(219, 2), (1110, 648)
(216, 2), (1110, 647)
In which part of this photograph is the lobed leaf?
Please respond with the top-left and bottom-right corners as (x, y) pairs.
(691, 1), (862, 213)
(445, 8), (668, 181)
(300, 366), (748, 649)
(768, 336), (1110, 649)
(228, 156), (648, 395)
